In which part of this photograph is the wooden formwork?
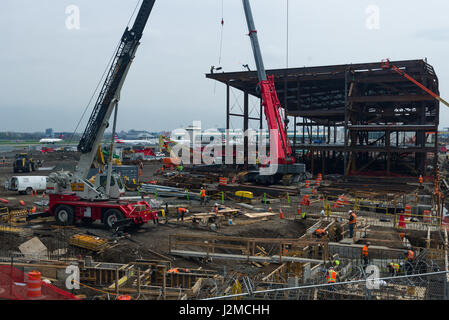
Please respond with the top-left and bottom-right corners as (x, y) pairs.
(169, 233), (329, 264)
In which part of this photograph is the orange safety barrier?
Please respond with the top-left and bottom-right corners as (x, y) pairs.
(305, 180), (310, 188)
(219, 177), (228, 186)
(405, 205), (412, 218)
(26, 271), (41, 298)
(332, 196), (344, 208)
(118, 295), (132, 300)
(315, 179), (321, 187)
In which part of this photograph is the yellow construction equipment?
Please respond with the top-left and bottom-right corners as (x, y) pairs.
(69, 234), (110, 252)
(235, 191), (253, 199)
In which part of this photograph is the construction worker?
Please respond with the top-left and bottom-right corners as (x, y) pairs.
(314, 228), (327, 238)
(388, 262), (401, 276)
(404, 249), (415, 275)
(301, 211), (307, 220)
(406, 249), (415, 262)
(200, 187), (206, 205)
(348, 210), (357, 238)
(326, 267), (338, 291)
(362, 243), (369, 268)
(177, 207), (188, 222)
(334, 260), (340, 270)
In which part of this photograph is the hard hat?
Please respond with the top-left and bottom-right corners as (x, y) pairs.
(329, 266), (334, 270)
(214, 203), (219, 206)
(348, 210), (353, 214)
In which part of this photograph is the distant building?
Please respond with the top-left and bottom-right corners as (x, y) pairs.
(45, 128), (53, 137)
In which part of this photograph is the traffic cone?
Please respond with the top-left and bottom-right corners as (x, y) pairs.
(279, 208), (284, 219)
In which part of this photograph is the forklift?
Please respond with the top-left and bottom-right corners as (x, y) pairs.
(13, 153), (36, 173)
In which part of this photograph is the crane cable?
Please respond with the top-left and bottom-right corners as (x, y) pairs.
(68, 0), (142, 144)
(213, 0), (225, 94)
(218, 0), (225, 66)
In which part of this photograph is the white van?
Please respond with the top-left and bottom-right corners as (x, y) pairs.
(8, 176), (47, 195)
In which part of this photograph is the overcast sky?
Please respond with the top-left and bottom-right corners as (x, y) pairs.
(1, 0), (449, 134)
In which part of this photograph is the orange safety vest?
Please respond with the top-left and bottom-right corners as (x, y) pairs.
(168, 268), (179, 273)
(407, 250), (414, 260)
(327, 270), (337, 283)
(349, 213), (357, 224)
(316, 228), (326, 235)
(419, 176), (423, 183)
(178, 208), (187, 214)
(200, 189), (206, 197)
(362, 245), (368, 257)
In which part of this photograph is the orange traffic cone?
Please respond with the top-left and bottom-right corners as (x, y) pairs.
(279, 208), (284, 219)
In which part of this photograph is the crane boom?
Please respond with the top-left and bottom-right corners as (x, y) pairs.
(382, 59), (449, 108)
(242, 0), (294, 165)
(76, 0), (156, 179)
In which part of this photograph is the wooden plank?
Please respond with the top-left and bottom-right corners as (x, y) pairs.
(244, 212), (277, 219)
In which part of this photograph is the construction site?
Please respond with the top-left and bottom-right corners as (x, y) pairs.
(1, 0), (449, 303)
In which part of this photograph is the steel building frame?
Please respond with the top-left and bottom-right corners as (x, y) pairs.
(207, 59), (440, 177)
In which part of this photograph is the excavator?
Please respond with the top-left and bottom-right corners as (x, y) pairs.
(238, 0), (306, 185)
(42, 0), (159, 229)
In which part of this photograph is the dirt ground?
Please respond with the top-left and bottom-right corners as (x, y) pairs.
(0, 149), (316, 277)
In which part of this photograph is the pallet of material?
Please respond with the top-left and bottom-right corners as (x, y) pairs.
(69, 234), (110, 252)
(244, 212), (276, 219)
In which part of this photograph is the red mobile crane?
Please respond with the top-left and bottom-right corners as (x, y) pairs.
(241, 0), (305, 185)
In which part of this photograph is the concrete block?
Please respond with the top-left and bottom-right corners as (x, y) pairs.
(18, 237), (47, 259)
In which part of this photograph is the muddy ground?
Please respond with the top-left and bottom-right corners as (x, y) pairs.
(0, 149), (316, 278)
